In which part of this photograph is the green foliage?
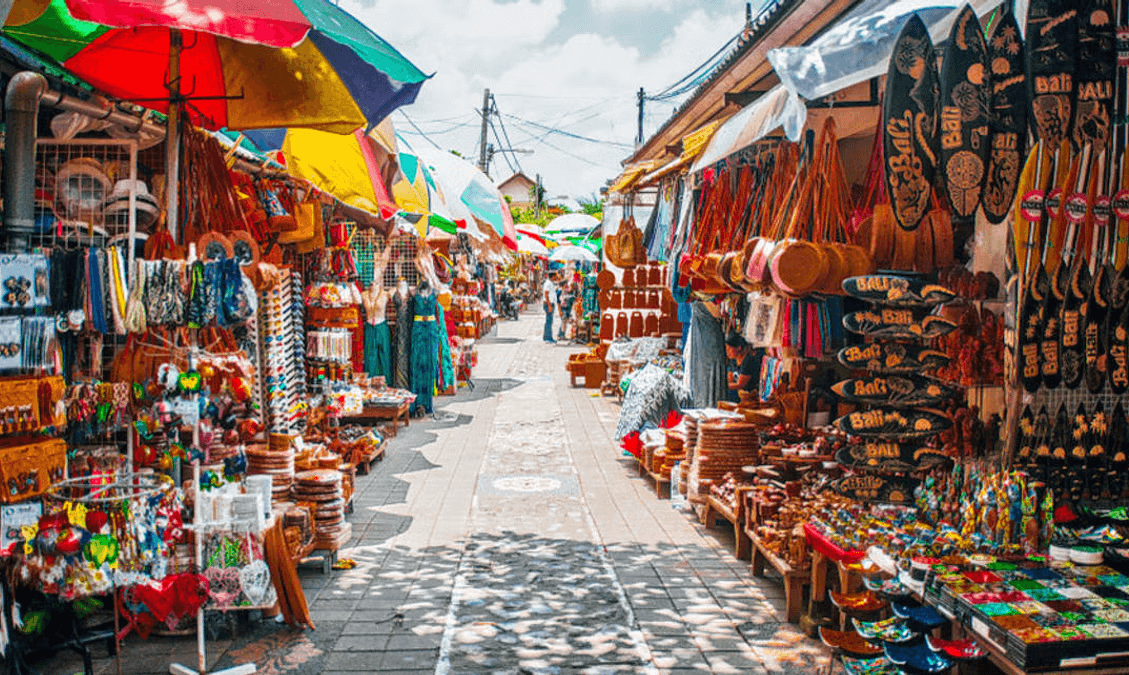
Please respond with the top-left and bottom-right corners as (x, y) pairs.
(509, 206), (555, 228)
(578, 196), (604, 219)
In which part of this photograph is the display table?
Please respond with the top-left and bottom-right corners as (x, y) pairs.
(341, 401), (410, 436)
(747, 531), (809, 623)
(702, 492), (752, 561)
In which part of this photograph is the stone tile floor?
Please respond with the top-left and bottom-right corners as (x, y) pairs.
(35, 312), (823, 674)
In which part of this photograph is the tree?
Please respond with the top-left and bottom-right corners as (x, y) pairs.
(578, 195), (604, 219)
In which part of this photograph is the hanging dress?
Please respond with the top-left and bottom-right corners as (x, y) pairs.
(688, 301), (726, 408)
(437, 303), (455, 391)
(392, 292), (413, 390)
(363, 288), (391, 380)
(409, 292), (439, 413)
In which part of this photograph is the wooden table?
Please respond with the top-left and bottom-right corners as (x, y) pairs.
(747, 531), (810, 624)
(702, 491), (752, 560)
(634, 453), (671, 499)
(340, 400), (411, 436)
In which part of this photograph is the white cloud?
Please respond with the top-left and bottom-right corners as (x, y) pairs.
(338, 0), (741, 199)
(589, 0), (673, 14)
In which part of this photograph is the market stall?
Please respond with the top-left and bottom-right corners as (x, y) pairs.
(600, 0), (1129, 672)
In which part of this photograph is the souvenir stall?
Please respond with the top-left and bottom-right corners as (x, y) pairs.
(598, 0), (1129, 671)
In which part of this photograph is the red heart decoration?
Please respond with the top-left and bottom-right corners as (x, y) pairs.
(85, 511), (108, 533)
(54, 527), (84, 556)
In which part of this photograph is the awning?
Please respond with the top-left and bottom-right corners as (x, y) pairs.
(608, 160), (662, 194)
(637, 120), (726, 187)
(691, 84), (807, 173)
(766, 0), (1004, 102)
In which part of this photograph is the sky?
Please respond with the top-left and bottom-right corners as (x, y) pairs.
(340, 0), (752, 203)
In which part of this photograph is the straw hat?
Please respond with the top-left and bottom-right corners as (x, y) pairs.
(55, 157), (111, 220)
(102, 179), (160, 229)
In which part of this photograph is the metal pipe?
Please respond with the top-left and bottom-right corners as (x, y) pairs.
(39, 88), (165, 140)
(3, 71), (46, 252)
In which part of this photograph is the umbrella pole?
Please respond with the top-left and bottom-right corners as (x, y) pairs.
(166, 29), (181, 243)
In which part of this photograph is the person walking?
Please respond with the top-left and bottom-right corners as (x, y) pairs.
(542, 273), (557, 343)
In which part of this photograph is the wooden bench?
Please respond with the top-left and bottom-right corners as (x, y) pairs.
(747, 531), (810, 624)
(702, 491), (752, 560)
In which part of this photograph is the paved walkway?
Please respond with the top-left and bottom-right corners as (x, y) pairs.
(46, 311), (823, 675)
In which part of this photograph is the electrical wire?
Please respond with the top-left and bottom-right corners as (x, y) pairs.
(501, 113), (633, 148)
(645, 32), (740, 102)
(488, 114), (519, 176)
(396, 110), (443, 150)
(493, 101), (526, 174)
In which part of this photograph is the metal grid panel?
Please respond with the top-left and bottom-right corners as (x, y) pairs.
(34, 139), (141, 263)
(384, 234), (419, 289)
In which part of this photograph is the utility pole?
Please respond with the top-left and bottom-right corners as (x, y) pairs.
(636, 87), (645, 147)
(477, 88), (491, 175)
(534, 173), (543, 218)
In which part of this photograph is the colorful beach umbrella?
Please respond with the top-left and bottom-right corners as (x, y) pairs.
(416, 148), (518, 250)
(3, 0), (428, 133)
(516, 233), (548, 257)
(545, 212), (599, 235)
(281, 128), (399, 220)
(386, 133), (469, 237)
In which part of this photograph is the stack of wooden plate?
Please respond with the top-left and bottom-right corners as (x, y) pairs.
(246, 438), (294, 502)
(694, 421), (760, 486)
(293, 469), (348, 546)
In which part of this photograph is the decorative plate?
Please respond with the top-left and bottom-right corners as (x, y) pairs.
(841, 655), (902, 675)
(884, 639), (954, 673)
(891, 602), (948, 629)
(852, 616), (917, 643)
(820, 627), (883, 657)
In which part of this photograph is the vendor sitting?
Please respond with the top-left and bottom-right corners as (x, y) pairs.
(725, 332), (761, 401)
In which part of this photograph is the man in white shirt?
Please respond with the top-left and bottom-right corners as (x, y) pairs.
(542, 273), (557, 343)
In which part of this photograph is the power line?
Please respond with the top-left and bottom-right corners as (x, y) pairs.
(396, 110), (443, 150)
(645, 33), (740, 102)
(487, 115), (518, 176)
(502, 113), (633, 148)
(493, 103), (525, 174)
(404, 118), (480, 135)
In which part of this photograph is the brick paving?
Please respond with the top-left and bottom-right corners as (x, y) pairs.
(38, 312), (823, 674)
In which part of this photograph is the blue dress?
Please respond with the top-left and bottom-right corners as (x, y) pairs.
(409, 293), (439, 413)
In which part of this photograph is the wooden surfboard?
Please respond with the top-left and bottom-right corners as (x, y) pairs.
(1073, 0), (1116, 152)
(832, 374), (958, 408)
(939, 5), (991, 224)
(884, 14), (940, 231)
(835, 442), (948, 473)
(834, 407), (952, 439)
(832, 474), (920, 504)
(842, 275), (956, 306)
(843, 309), (957, 339)
(1110, 301), (1129, 393)
(1025, 0), (1078, 148)
(837, 342), (952, 373)
(984, 7), (1028, 224)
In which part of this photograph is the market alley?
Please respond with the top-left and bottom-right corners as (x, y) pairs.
(223, 311), (821, 675)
